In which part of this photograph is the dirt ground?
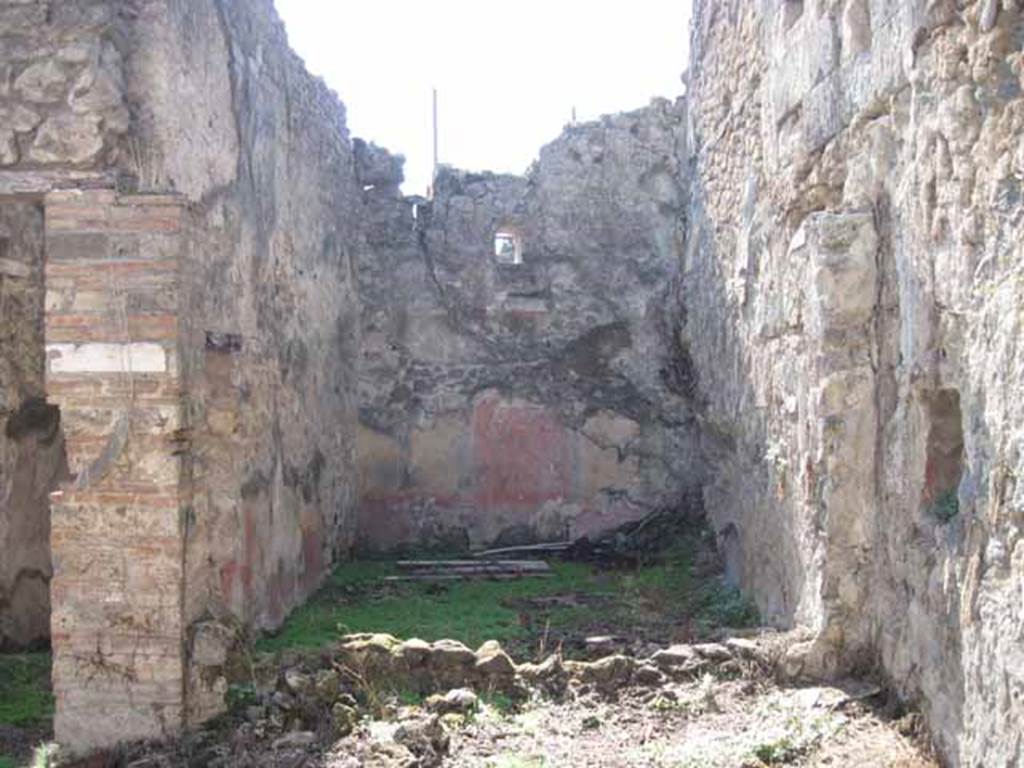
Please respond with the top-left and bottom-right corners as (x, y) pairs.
(438, 679), (936, 768)
(114, 640), (936, 768)
(121, 679), (937, 768)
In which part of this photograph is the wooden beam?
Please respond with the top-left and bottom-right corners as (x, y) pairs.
(472, 543), (572, 559)
(397, 560), (551, 571)
(384, 573), (553, 583)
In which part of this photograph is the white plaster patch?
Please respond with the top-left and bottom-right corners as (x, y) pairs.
(47, 342), (167, 373)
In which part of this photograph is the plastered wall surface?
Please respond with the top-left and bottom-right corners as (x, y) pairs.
(125, 0), (363, 635)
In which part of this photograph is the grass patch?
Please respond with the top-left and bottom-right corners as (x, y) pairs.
(257, 529), (760, 658)
(695, 581), (760, 631)
(538, 536), (759, 642)
(0, 757), (16, 768)
(0, 653), (53, 728)
(256, 559), (599, 654)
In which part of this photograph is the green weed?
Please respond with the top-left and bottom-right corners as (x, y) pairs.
(225, 683), (258, 712)
(479, 690), (517, 716)
(394, 687), (424, 707)
(928, 490), (960, 523)
(695, 582), (760, 630)
(0, 653), (53, 728)
(29, 743), (60, 768)
(752, 736), (798, 764)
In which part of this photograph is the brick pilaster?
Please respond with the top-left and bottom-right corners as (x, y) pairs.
(44, 189), (190, 750)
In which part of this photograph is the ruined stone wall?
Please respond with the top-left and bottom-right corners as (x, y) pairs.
(0, 1), (129, 172)
(119, 0), (362, 638)
(357, 100), (703, 552)
(0, 0), (128, 652)
(684, 1), (1024, 764)
(0, 0), (363, 749)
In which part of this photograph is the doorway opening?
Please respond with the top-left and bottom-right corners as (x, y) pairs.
(1, 201), (59, 763)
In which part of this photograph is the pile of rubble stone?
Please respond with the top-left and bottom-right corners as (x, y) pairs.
(115, 631), (787, 768)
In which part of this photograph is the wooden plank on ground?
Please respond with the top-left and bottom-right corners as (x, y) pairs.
(397, 560), (551, 572)
(387, 558), (553, 582)
(472, 543), (571, 559)
(384, 573), (553, 582)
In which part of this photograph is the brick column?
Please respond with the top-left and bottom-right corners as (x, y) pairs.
(44, 189), (190, 750)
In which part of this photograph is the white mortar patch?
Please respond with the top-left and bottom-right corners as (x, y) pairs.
(47, 342), (168, 374)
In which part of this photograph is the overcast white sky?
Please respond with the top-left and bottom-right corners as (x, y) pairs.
(274, 1), (692, 194)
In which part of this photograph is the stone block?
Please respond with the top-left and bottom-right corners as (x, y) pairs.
(841, 0), (872, 60)
(0, 104), (42, 133)
(44, 232), (109, 262)
(46, 374), (182, 406)
(801, 73), (845, 154)
(56, 697), (182, 751)
(803, 211), (878, 342)
(57, 41), (99, 65)
(769, 12), (840, 122)
(68, 43), (126, 123)
(14, 59), (69, 103)
(44, 261), (180, 303)
(30, 113), (104, 165)
(0, 129), (17, 166)
(45, 201), (182, 234)
(49, 499), (181, 542)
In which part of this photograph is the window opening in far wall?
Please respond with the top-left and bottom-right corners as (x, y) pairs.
(494, 231), (522, 265)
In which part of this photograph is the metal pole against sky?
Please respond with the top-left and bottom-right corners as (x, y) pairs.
(432, 87), (439, 191)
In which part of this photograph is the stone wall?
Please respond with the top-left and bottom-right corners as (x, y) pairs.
(0, 0), (126, 652)
(0, 0), (364, 750)
(357, 100), (702, 552)
(122, 0), (363, 635)
(0, 1), (128, 171)
(683, 0), (1024, 764)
